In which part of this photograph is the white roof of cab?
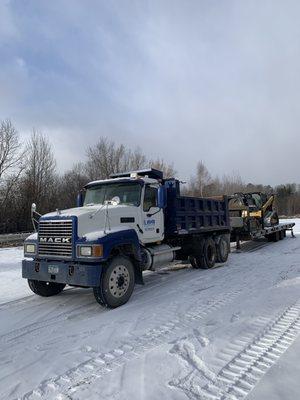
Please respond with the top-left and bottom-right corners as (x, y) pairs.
(86, 176), (158, 187)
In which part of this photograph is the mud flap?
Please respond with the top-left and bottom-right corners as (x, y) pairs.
(134, 264), (144, 285)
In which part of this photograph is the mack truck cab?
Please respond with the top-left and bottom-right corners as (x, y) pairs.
(23, 168), (231, 308)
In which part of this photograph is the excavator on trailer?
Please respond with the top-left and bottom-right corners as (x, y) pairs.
(229, 192), (293, 248)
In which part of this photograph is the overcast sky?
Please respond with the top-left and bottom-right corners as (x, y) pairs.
(1, 0), (300, 185)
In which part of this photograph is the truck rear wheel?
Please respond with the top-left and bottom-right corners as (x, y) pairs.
(28, 280), (66, 297)
(93, 256), (135, 308)
(190, 238), (216, 269)
(189, 239), (205, 269)
(216, 235), (230, 263)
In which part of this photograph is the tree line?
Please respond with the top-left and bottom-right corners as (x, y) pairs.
(0, 120), (299, 233)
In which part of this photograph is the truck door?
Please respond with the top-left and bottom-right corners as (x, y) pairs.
(140, 184), (164, 243)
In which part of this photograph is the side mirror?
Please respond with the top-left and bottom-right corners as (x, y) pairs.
(31, 203), (41, 232)
(76, 192), (83, 207)
(157, 186), (167, 209)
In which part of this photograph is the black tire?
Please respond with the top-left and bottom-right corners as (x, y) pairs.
(93, 256), (135, 308)
(190, 238), (216, 269)
(216, 235), (230, 263)
(203, 238), (217, 268)
(279, 230), (285, 240)
(28, 280), (66, 297)
(189, 239), (205, 269)
(272, 231), (280, 242)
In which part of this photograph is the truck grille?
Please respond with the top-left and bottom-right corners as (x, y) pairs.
(38, 220), (73, 258)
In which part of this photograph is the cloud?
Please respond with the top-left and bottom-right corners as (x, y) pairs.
(0, 1), (18, 39)
(1, 0), (300, 184)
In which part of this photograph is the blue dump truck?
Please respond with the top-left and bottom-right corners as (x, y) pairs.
(22, 168), (233, 308)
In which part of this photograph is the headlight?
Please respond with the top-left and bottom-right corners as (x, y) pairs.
(25, 243), (36, 254)
(80, 246), (92, 256)
(78, 244), (103, 258)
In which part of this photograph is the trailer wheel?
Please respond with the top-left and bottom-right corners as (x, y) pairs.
(93, 256), (135, 308)
(269, 231), (280, 242)
(190, 238), (216, 269)
(28, 280), (66, 297)
(279, 230), (285, 240)
(216, 235), (230, 263)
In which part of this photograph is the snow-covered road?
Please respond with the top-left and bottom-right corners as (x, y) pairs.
(0, 220), (299, 400)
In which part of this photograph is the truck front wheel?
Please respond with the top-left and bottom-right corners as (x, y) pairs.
(93, 256), (135, 308)
(28, 280), (66, 297)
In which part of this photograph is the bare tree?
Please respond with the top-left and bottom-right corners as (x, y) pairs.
(0, 120), (24, 179)
(196, 161), (211, 196)
(0, 120), (25, 230)
(126, 147), (147, 171)
(186, 161), (211, 197)
(1, 130), (57, 232)
(57, 163), (89, 209)
(220, 172), (244, 195)
(86, 138), (150, 180)
(21, 130), (56, 215)
(86, 138), (127, 180)
(202, 176), (222, 196)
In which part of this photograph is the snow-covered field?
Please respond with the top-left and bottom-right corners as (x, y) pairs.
(0, 220), (300, 400)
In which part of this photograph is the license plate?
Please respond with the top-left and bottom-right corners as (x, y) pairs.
(48, 265), (59, 274)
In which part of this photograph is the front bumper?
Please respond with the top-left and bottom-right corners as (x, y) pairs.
(22, 259), (103, 287)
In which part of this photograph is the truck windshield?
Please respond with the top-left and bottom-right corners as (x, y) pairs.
(84, 182), (142, 206)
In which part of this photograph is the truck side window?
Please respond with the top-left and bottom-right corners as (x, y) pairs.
(143, 186), (158, 211)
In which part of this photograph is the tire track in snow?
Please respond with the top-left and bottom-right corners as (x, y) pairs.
(0, 264), (188, 312)
(0, 302), (96, 344)
(0, 295), (34, 310)
(170, 299), (300, 400)
(19, 289), (242, 400)
(0, 288), (78, 311)
(0, 268), (189, 345)
(0, 264), (224, 348)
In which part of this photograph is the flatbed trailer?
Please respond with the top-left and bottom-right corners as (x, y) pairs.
(232, 222), (295, 249)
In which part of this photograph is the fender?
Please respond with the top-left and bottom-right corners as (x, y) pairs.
(77, 228), (144, 284)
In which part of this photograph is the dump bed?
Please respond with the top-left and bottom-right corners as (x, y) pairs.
(164, 179), (230, 237)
